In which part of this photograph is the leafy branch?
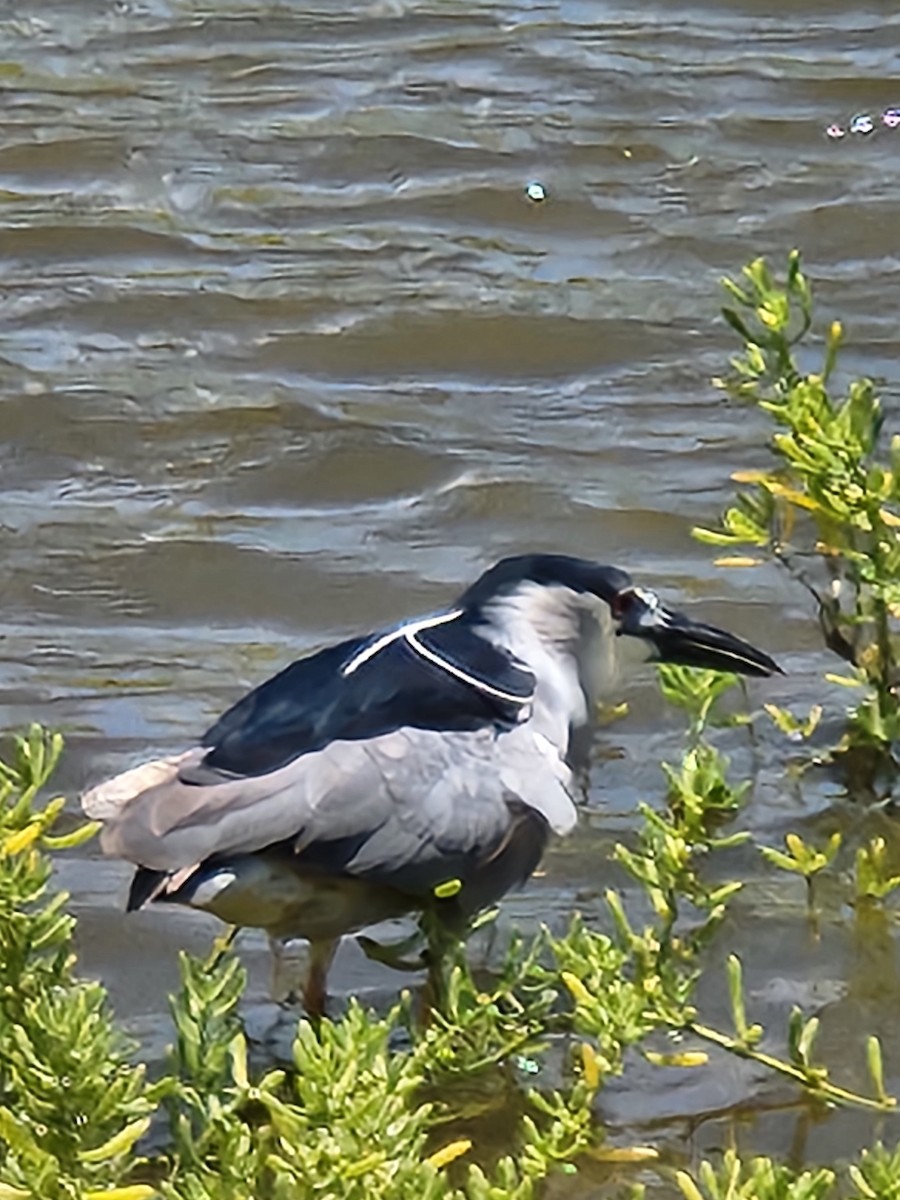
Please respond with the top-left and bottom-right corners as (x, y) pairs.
(696, 252), (900, 774)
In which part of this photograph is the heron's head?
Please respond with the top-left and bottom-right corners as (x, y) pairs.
(460, 554), (781, 678)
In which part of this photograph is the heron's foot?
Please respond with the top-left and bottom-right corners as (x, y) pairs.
(357, 929), (427, 972)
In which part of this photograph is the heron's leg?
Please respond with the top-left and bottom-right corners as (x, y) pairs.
(421, 955), (445, 1024)
(269, 936), (308, 1004)
(269, 936), (291, 1003)
(419, 911), (461, 1023)
(303, 938), (338, 1020)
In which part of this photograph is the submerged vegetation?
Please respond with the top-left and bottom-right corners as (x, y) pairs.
(3, 256), (900, 1196)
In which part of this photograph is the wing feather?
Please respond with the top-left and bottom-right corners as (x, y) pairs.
(92, 725), (576, 897)
(194, 615), (534, 779)
(83, 612), (572, 901)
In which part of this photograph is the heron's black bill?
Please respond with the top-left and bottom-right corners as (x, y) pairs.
(649, 613), (782, 677)
(615, 589), (782, 678)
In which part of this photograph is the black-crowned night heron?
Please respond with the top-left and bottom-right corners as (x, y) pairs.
(82, 554), (780, 1014)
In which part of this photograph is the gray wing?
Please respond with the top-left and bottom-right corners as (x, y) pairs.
(86, 723), (577, 897)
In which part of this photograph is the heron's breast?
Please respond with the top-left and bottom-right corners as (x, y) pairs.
(177, 854), (411, 940)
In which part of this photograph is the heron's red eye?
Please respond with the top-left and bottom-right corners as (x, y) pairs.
(610, 589), (636, 620)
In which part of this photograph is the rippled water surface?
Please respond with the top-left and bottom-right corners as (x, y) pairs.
(2, 1), (900, 1189)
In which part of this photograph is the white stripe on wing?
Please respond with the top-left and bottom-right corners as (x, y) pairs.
(405, 631), (532, 706)
(341, 609), (464, 675)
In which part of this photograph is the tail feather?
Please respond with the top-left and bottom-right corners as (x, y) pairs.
(127, 862), (203, 910)
(127, 866), (169, 911)
(81, 752), (192, 821)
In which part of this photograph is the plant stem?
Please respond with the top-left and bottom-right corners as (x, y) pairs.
(685, 1021), (897, 1113)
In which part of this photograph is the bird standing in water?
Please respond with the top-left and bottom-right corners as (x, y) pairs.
(83, 554), (780, 1015)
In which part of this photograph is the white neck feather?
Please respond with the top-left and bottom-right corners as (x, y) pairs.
(476, 583), (619, 750)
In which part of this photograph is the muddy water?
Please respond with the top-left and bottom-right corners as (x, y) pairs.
(2, 1), (900, 1189)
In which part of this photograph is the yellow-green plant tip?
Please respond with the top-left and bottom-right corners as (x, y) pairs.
(797, 1016), (820, 1064)
(866, 1035), (885, 1100)
(848, 1164), (878, 1199)
(785, 832), (806, 860)
(426, 1137), (472, 1170)
(42, 820), (101, 850)
(596, 699), (629, 725)
(84, 1188), (158, 1200)
(78, 1116), (152, 1163)
(433, 877), (462, 899)
(674, 1169), (706, 1200)
(692, 525), (743, 546)
(561, 971), (592, 1007)
(1, 822), (43, 855)
(760, 845), (804, 874)
(646, 1050), (709, 1068)
(788, 1005), (803, 1048)
(343, 1150), (388, 1179)
(580, 1041), (601, 1089)
(230, 1031), (249, 1089)
(713, 554), (762, 568)
(587, 1145), (658, 1163)
(726, 954), (747, 1037)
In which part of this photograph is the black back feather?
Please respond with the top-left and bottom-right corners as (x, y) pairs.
(189, 616), (534, 781)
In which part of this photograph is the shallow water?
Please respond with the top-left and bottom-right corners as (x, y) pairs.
(2, 0), (900, 1188)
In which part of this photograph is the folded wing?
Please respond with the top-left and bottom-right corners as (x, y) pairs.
(82, 614), (574, 900)
(195, 615), (534, 779)
(86, 723), (576, 897)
